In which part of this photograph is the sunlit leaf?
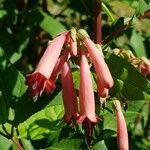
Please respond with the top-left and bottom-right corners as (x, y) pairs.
(106, 54), (150, 100)
(130, 30), (147, 57)
(39, 11), (67, 38)
(18, 104), (64, 140)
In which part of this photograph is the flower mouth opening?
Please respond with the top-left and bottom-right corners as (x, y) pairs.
(82, 117), (97, 148)
(26, 72), (56, 98)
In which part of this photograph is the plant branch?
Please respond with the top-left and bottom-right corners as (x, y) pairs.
(1, 124), (24, 150)
(93, 0), (102, 44)
(11, 138), (24, 150)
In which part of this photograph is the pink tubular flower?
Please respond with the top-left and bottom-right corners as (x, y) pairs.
(84, 38), (113, 88)
(70, 37), (77, 56)
(77, 50), (99, 146)
(78, 29), (114, 89)
(77, 50), (98, 123)
(97, 77), (109, 98)
(26, 32), (68, 98)
(51, 52), (70, 81)
(61, 61), (79, 123)
(113, 100), (129, 150)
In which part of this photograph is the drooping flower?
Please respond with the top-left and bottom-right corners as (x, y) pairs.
(26, 32), (68, 98)
(97, 77), (108, 98)
(26, 72), (55, 99)
(113, 100), (129, 150)
(78, 29), (114, 89)
(51, 52), (70, 81)
(61, 61), (79, 123)
(77, 50), (99, 146)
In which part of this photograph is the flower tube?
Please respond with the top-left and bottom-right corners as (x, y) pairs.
(61, 61), (78, 123)
(77, 50), (99, 146)
(113, 100), (129, 150)
(78, 29), (114, 89)
(26, 32), (68, 98)
(51, 52), (70, 81)
(97, 77), (109, 98)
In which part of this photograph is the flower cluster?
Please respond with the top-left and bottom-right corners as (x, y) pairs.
(25, 28), (114, 146)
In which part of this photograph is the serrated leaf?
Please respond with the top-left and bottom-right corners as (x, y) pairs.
(106, 54), (150, 100)
(39, 11), (67, 38)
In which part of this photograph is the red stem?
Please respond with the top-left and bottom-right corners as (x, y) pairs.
(11, 138), (24, 150)
(94, 0), (102, 44)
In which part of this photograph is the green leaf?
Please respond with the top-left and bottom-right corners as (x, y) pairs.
(18, 104), (64, 140)
(136, 0), (150, 15)
(112, 17), (125, 30)
(21, 138), (34, 150)
(14, 89), (63, 124)
(39, 11), (67, 38)
(72, 69), (97, 91)
(102, 110), (116, 131)
(47, 139), (84, 150)
(92, 140), (108, 150)
(130, 30), (147, 57)
(0, 135), (11, 150)
(0, 29), (21, 63)
(101, 100), (146, 131)
(2, 66), (27, 98)
(143, 0), (150, 5)
(0, 10), (7, 19)
(106, 54), (150, 100)
(0, 49), (27, 123)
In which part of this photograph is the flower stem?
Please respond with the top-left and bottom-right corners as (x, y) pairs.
(102, 2), (115, 22)
(94, 0), (102, 44)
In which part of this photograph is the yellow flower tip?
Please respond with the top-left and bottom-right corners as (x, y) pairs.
(77, 29), (90, 41)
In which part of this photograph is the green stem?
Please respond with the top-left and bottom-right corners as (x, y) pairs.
(102, 2), (115, 22)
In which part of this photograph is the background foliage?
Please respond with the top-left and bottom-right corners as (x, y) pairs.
(0, 0), (150, 149)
